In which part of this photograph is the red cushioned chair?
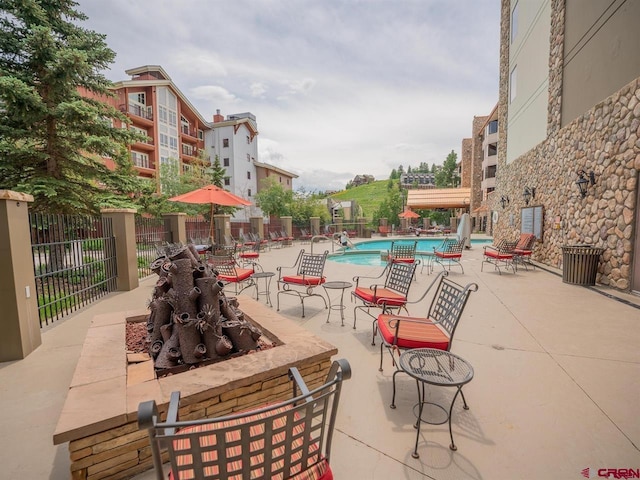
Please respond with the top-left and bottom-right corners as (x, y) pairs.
(208, 254), (255, 294)
(513, 233), (536, 271)
(238, 240), (263, 272)
(427, 237), (466, 274)
(277, 250), (328, 317)
(138, 359), (351, 480)
(351, 261), (417, 331)
(481, 239), (518, 274)
(374, 271), (478, 408)
(387, 240), (417, 264)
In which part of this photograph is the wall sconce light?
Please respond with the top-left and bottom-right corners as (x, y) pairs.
(576, 170), (596, 198)
(523, 187), (536, 206)
(499, 195), (510, 209)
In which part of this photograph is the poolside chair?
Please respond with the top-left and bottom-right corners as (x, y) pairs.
(351, 261), (417, 330)
(280, 229), (294, 245)
(388, 240), (417, 264)
(138, 359), (351, 480)
(277, 250), (329, 317)
(238, 240), (263, 272)
(208, 254), (254, 294)
(374, 271), (478, 408)
(427, 237), (466, 274)
(269, 230), (284, 248)
(299, 228), (312, 243)
(481, 239), (518, 274)
(513, 233), (536, 271)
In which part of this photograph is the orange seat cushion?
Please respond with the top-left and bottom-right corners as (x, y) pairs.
(377, 314), (449, 350)
(513, 249), (532, 256)
(282, 275), (326, 286)
(239, 252), (259, 259)
(218, 268), (253, 282)
(389, 257), (415, 263)
(484, 250), (513, 260)
(168, 405), (332, 480)
(353, 287), (406, 307)
(435, 252), (461, 259)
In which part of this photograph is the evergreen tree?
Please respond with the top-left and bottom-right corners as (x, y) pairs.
(210, 154), (225, 188)
(0, 0), (146, 214)
(435, 150), (459, 187)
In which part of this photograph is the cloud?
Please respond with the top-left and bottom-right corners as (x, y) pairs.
(250, 82), (267, 97)
(189, 86), (237, 104)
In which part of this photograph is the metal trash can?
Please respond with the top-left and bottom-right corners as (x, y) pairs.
(561, 245), (604, 286)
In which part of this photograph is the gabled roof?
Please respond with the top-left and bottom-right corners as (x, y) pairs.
(253, 160), (298, 178)
(407, 188), (471, 209)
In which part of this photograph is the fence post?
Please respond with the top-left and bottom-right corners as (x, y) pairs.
(213, 214), (231, 245)
(250, 216), (264, 239)
(280, 216), (293, 245)
(310, 217), (320, 236)
(101, 208), (138, 291)
(163, 213), (187, 244)
(0, 190), (41, 361)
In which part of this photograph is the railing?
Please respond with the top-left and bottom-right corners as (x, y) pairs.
(131, 152), (150, 169)
(30, 213), (117, 327)
(135, 216), (167, 278)
(127, 103), (153, 120)
(185, 216), (211, 244)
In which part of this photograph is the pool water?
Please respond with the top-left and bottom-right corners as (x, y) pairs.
(328, 238), (492, 266)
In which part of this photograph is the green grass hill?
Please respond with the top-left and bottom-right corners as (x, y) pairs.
(330, 180), (388, 218)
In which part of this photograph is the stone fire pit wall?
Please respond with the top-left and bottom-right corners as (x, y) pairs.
(53, 297), (338, 480)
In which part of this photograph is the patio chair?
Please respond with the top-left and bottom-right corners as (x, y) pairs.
(138, 359), (352, 480)
(208, 254), (255, 294)
(481, 239), (518, 275)
(513, 233), (536, 271)
(238, 241), (263, 272)
(277, 250), (329, 317)
(298, 228), (312, 243)
(388, 240), (417, 264)
(351, 261), (417, 330)
(269, 231), (284, 248)
(427, 237), (466, 274)
(280, 230), (294, 245)
(374, 271), (479, 407)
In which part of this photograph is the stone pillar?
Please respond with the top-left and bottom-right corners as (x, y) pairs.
(334, 218), (343, 232)
(101, 209), (138, 291)
(250, 216), (264, 239)
(356, 218), (366, 238)
(163, 213), (187, 244)
(280, 216), (293, 245)
(310, 217), (320, 236)
(400, 218), (408, 231)
(379, 218), (388, 236)
(214, 214), (231, 245)
(0, 190), (41, 361)
(423, 218), (431, 229)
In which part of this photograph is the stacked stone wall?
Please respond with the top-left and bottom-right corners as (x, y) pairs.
(495, 0), (638, 291)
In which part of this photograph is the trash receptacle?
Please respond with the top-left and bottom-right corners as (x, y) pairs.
(561, 245), (604, 286)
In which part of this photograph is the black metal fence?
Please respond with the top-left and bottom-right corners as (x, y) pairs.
(185, 216), (211, 244)
(30, 213), (117, 327)
(135, 215), (167, 278)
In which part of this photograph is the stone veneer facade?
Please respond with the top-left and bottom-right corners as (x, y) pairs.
(495, 0), (639, 291)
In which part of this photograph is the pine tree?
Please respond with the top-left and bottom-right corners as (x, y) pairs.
(435, 150), (459, 187)
(210, 155), (225, 188)
(0, 0), (147, 214)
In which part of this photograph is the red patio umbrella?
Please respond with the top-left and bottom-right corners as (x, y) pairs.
(398, 209), (420, 219)
(168, 185), (251, 241)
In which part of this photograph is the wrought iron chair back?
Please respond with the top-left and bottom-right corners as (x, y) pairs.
(427, 237), (466, 274)
(388, 241), (417, 263)
(481, 239), (518, 274)
(208, 254), (254, 294)
(138, 359), (351, 480)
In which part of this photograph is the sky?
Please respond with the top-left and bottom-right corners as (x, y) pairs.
(75, 0), (501, 192)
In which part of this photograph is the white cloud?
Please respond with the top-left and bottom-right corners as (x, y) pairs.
(250, 82), (267, 97)
(189, 86), (237, 103)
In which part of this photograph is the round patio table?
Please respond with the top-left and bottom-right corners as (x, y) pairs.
(251, 271), (275, 307)
(322, 281), (352, 326)
(398, 348), (474, 457)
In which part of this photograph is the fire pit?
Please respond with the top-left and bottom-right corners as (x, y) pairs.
(52, 243), (338, 480)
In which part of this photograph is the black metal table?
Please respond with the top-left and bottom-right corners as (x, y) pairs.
(322, 281), (352, 326)
(251, 271), (275, 307)
(398, 348), (474, 458)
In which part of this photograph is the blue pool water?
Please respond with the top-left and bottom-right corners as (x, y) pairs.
(328, 238), (492, 266)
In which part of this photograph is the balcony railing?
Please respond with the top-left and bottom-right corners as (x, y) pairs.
(125, 103), (153, 121)
(131, 152), (150, 169)
(181, 125), (197, 137)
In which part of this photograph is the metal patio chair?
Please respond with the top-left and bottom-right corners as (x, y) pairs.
(388, 240), (418, 264)
(208, 253), (255, 294)
(481, 239), (518, 275)
(513, 233), (536, 271)
(138, 359), (351, 480)
(374, 271), (479, 408)
(276, 250), (329, 317)
(351, 260), (417, 331)
(427, 237), (466, 274)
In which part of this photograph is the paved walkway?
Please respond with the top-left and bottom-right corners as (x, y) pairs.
(1, 237), (638, 480)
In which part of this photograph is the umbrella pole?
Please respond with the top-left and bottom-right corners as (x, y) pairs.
(209, 204), (215, 245)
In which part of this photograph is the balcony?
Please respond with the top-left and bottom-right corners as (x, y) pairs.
(133, 137), (155, 151)
(131, 152), (152, 170)
(120, 103), (154, 126)
(180, 125), (197, 138)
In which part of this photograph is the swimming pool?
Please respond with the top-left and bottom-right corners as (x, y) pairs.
(328, 238), (492, 266)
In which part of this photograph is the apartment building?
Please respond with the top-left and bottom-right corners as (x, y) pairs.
(100, 66), (297, 222)
(495, 0), (640, 292)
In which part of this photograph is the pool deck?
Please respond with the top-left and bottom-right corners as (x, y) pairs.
(1, 235), (639, 479)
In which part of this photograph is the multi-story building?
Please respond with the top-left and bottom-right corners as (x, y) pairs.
(399, 173), (435, 189)
(495, 0), (640, 292)
(100, 66), (297, 222)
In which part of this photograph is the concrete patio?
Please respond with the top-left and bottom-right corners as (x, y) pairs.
(1, 237), (638, 480)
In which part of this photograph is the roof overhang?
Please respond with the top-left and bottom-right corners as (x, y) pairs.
(406, 188), (471, 210)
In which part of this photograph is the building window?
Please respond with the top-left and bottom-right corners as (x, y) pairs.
(224, 177), (230, 186)
(511, 2), (518, 44)
(223, 158), (230, 167)
(168, 111), (177, 127)
(223, 138), (229, 148)
(488, 143), (497, 156)
(169, 137), (178, 150)
(487, 120), (498, 135)
(246, 135), (250, 144)
(160, 133), (168, 147)
(131, 151), (149, 169)
(287, 179), (290, 185)
(279, 176), (282, 183)
(509, 66), (517, 104)
(247, 171), (251, 179)
(198, 129), (204, 140)
(159, 106), (168, 123)
(248, 189), (252, 197)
